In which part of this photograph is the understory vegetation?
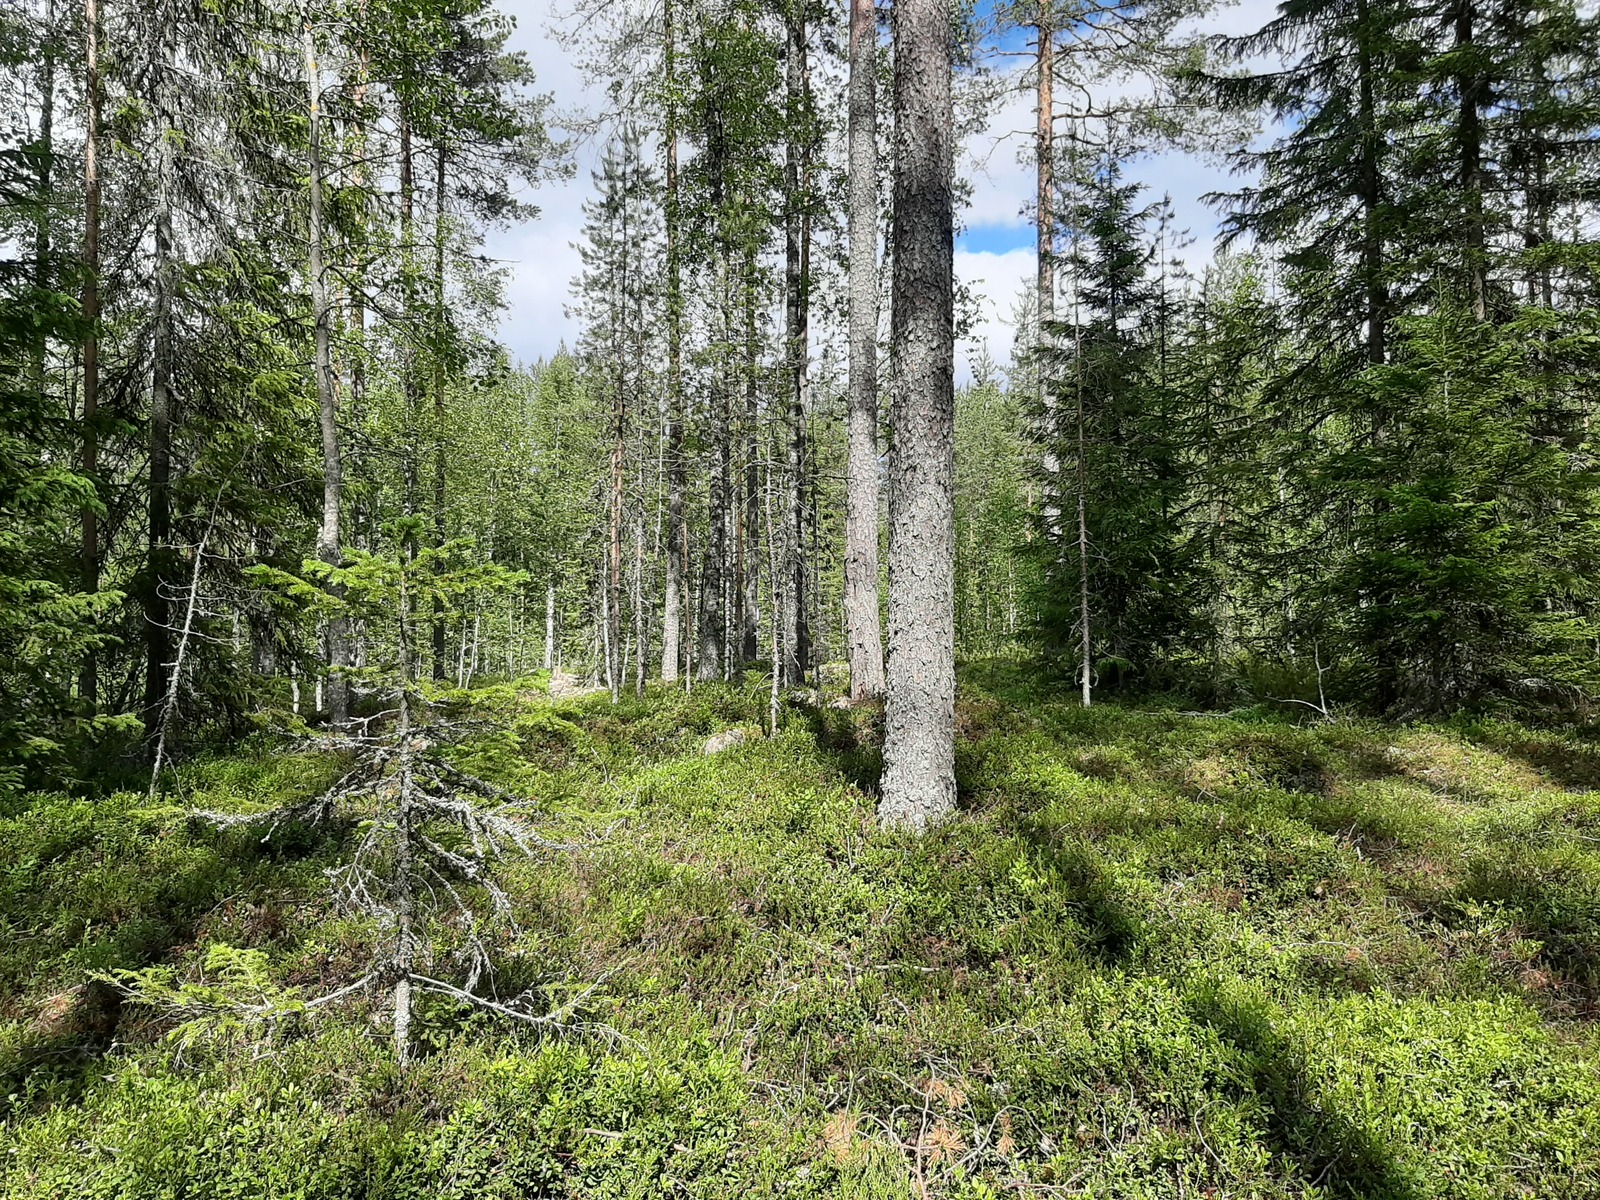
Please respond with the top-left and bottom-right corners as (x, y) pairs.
(4, 668), (1598, 1198)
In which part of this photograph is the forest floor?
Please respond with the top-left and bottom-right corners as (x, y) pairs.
(3, 663), (1599, 1198)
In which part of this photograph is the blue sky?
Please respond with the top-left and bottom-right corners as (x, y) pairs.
(485, 0), (1282, 384)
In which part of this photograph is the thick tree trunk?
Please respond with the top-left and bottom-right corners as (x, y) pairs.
(305, 16), (348, 726)
(80, 0), (100, 708)
(844, 0), (884, 702)
(878, 0), (956, 831)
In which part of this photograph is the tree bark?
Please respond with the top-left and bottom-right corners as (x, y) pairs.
(1356, 0), (1386, 366)
(844, 0), (885, 702)
(1454, 0), (1486, 321)
(660, 0), (686, 684)
(782, 9), (810, 685)
(305, 14), (348, 726)
(544, 580), (556, 670)
(80, 0), (100, 708)
(878, 0), (956, 831)
(431, 144), (449, 681)
(697, 266), (731, 682)
(145, 8), (177, 723)
(740, 244), (761, 665)
(399, 111), (420, 586)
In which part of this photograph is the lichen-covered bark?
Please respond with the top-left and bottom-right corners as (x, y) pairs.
(878, 0), (955, 832)
(844, 0), (885, 703)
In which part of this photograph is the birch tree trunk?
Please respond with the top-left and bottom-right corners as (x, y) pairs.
(878, 0), (956, 832)
(844, 0), (884, 702)
(544, 580), (556, 671)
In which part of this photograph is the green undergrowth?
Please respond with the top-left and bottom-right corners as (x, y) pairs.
(3, 669), (1599, 1198)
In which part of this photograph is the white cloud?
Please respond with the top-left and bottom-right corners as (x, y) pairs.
(955, 245), (1035, 384)
(487, 0), (606, 367)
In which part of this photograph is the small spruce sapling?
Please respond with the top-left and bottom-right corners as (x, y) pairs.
(129, 528), (605, 1065)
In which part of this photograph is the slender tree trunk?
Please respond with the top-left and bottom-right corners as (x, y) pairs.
(1455, 0), (1486, 321)
(782, 9), (810, 685)
(145, 9), (177, 722)
(844, 0), (885, 702)
(1073, 291), (1091, 707)
(741, 247), (761, 665)
(79, 0), (100, 708)
(634, 458), (648, 696)
(1036, 7), (1063, 537)
(1357, 0), (1386, 366)
(765, 426), (783, 736)
(878, 0), (956, 831)
(305, 15), (348, 726)
(660, 0), (685, 684)
(544, 580), (556, 670)
(1036, 3), (1054, 361)
(399, 112), (420, 574)
(697, 270), (731, 682)
(609, 368), (625, 703)
(431, 144), (451, 680)
(32, 0), (54, 390)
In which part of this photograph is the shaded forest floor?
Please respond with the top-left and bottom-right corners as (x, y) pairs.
(4, 663), (1600, 1198)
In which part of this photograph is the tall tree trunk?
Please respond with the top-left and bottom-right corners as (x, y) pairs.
(80, 0), (100, 708)
(1035, 2), (1054, 356)
(608, 359), (626, 703)
(544, 580), (556, 670)
(697, 267), (731, 682)
(634, 445), (649, 696)
(145, 9), (177, 722)
(782, 9), (809, 685)
(399, 111), (420, 585)
(741, 244), (761, 664)
(844, 0), (885, 702)
(305, 15), (348, 726)
(878, 0), (956, 831)
(1073, 291), (1091, 707)
(32, 0), (54, 391)
(1455, 0), (1486, 321)
(1357, 0), (1386, 366)
(431, 144), (449, 680)
(660, 0), (686, 684)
